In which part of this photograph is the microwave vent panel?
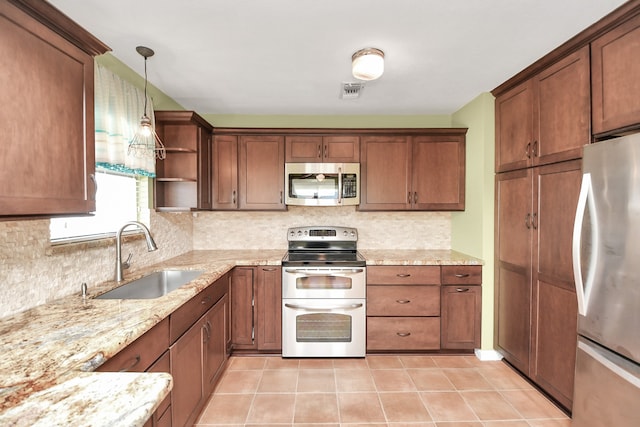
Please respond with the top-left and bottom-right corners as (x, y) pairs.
(340, 82), (365, 100)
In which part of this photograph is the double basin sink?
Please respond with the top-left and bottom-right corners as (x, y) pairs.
(96, 269), (205, 299)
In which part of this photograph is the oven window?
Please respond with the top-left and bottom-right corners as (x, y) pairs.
(296, 276), (352, 290)
(296, 313), (352, 342)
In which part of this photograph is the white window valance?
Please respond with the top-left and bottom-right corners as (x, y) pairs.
(94, 63), (156, 177)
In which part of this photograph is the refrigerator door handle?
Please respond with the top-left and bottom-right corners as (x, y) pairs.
(572, 172), (598, 316)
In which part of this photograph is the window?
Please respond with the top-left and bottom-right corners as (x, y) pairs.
(50, 62), (156, 243)
(50, 172), (150, 242)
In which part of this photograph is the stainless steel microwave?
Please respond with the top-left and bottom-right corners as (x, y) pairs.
(284, 163), (360, 206)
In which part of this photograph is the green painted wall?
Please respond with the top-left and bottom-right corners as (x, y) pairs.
(451, 92), (495, 350)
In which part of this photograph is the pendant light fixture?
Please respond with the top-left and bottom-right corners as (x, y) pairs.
(128, 45), (166, 160)
(351, 47), (385, 81)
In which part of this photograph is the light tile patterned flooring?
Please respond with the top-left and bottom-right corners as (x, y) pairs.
(195, 355), (570, 427)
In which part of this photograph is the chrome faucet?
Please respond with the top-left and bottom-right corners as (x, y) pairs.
(115, 221), (158, 282)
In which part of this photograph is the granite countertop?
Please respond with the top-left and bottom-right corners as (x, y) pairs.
(360, 249), (484, 265)
(0, 249), (285, 426)
(0, 248), (481, 426)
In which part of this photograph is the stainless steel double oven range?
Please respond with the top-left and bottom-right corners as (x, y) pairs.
(281, 226), (366, 358)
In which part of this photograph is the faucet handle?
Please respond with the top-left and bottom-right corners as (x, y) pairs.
(123, 252), (133, 270)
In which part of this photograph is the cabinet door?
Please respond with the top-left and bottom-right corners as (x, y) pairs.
(591, 13), (640, 136)
(495, 169), (533, 374)
(412, 135), (465, 210)
(212, 135), (238, 210)
(285, 136), (322, 162)
(146, 351), (172, 427)
(535, 46), (590, 166)
(256, 267), (282, 350)
(531, 160), (580, 409)
(231, 267), (255, 348)
(323, 135), (360, 162)
(495, 80), (534, 173)
(441, 285), (481, 349)
(170, 315), (206, 427)
(359, 135), (411, 210)
(238, 135), (285, 210)
(0, 3), (97, 216)
(204, 294), (228, 395)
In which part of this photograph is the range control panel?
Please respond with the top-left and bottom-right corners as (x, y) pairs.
(287, 226), (358, 242)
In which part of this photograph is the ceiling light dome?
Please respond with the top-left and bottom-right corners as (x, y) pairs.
(352, 48), (384, 81)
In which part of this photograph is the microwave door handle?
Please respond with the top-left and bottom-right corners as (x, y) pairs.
(338, 166), (342, 204)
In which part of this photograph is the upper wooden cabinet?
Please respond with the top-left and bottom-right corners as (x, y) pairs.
(495, 46), (590, 173)
(591, 12), (640, 136)
(154, 111), (213, 211)
(359, 130), (466, 211)
(285, 135), (360, 162)
(0, 1), (108, 217)
(239, 135), (286, 210)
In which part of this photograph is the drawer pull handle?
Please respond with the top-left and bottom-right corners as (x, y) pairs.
(396, 273), (411, 278)
(454, 273), (470, 278)
(396, 299), (411, 304)
(396, 332), (411, 337)
(262, 267), (277, 272)
(119, 355), (141, 372)
(456, 288), (470, 293)
(201, 296), (212, 305)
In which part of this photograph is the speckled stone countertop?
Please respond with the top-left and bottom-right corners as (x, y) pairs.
(360, 249), (484, 265)
(0, 249), (284, 426)
(0, 248), (481, 426)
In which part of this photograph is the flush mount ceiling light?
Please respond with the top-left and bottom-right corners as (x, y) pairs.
(128, 45), (166, 160)
(351, 47), (385, 81)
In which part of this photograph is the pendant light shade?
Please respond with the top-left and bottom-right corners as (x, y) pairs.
(352, 48), (385, 81)
(128, 45), (166, 160)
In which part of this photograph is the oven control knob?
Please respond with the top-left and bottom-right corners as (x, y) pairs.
(343, 230), (348, 236)
(297, 230), (303, 236)
(350, 231), (356, 237)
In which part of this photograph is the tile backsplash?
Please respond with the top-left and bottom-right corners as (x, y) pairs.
(193, 206), (451, 250)
(1, 206), (450, 317)
(0, 211), (192, 318)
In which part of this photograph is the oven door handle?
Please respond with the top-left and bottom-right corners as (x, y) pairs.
(284, 302), (363, 311)
(284, 268), (364, 276)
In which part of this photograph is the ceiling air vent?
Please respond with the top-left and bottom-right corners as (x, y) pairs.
(340, 82), (365, 100)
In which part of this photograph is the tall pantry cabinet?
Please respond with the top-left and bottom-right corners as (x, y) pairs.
(493, 47), (588, 410)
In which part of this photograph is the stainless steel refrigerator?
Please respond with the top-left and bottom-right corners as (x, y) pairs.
(572, 133), (640, 426)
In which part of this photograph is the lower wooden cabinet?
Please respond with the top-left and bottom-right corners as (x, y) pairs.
(171, 293), (228, 427)
(441, 285), (482, 349)
(366, 265), (482, 352)
(145, 351), (172, 427)
(231, 266), (282, 352)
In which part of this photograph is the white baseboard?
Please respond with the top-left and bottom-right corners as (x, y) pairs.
(474, 348), (504, 361)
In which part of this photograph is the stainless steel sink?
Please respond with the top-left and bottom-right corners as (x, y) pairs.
(96, 269), (205, 299)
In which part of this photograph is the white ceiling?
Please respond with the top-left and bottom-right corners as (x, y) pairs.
(50, 0), (627, 116)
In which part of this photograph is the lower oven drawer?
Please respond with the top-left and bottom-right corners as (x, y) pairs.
(367, 316), (440, 351)
(282, 298), (366, 357)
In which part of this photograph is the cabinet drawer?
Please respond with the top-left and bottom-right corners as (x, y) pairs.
(98, 317), (169, 373)
(170, 273), (229, 343)
(441, 265), (482, 285)
(367, 285), (440, 316)
(367, 317), (440, 350)
(367, 266), (440, 285)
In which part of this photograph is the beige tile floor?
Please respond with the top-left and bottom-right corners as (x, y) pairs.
(195, 355), (570, 427)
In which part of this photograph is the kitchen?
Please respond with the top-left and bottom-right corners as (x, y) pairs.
(1, 0), (640, 426)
